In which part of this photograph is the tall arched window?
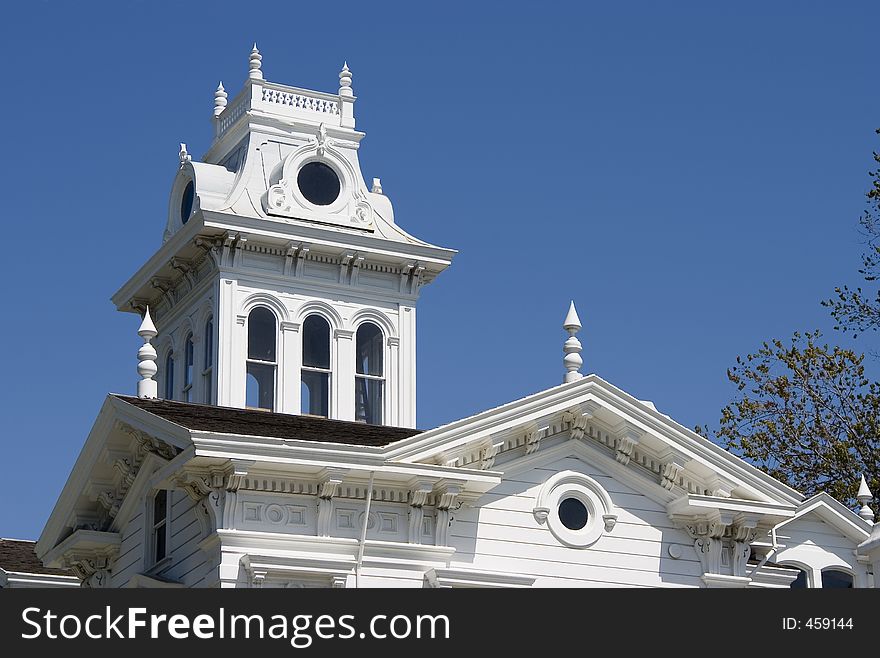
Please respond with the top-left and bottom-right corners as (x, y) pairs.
(821, 569), (853, 588)
(183, 333), (195, 402)
(355, 322), (384, 425)
(246, 307), (276, 410)
(301, 315), (330, 417)
(164, 352), (175, 400)
(202, 317), (214, 404)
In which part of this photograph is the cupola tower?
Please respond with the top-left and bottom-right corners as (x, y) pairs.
(112, 47), (454, 427)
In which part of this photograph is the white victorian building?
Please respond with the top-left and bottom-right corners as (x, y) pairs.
(35, 48), (880, 589)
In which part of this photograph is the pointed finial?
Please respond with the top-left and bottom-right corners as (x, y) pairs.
(371, 177), (383, 194)
(249, 43), (263, 80)
(214, 81), (228, 117)
(563, 301), (583, 383)
(339, 61), (353, 97)
(857, 474), (874, 522)
(178, 143), (191, 165)
(137, 307), (158, 399)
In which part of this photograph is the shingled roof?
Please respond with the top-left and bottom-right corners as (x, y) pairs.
(114, 395), (422, 447)
(0, 539), (72, 576)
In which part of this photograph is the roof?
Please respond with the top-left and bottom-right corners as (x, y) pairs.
(113, 395), (422, 447)
(0, 539), (72, 576)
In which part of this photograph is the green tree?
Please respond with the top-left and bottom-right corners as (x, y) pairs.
(710, 332), (879, 506)
(702, 130), (880, 509)
(825, 128), (880, 340)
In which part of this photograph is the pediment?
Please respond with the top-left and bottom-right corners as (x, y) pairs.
(384, 375), (804, 508)
(37, 395), (191, 564)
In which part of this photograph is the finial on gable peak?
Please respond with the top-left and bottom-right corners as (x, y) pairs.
(137, 307), (158, 399)
(563, 301), (583, 384)
(179, 143), (191, 165)
(563, 300), (582, 332)
(339, 61), (353, 97)
(214, 81), (228, 117)
(249, 43), (263, 80)
(857, 474), (874, 523)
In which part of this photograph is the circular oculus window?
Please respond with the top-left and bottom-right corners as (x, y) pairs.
(558, 497), (589, 530)
(533, 471), (617, 549)
(297, 161), (341, 206)
(180, 180), (195, 224)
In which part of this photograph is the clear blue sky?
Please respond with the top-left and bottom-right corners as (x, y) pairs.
(0, 2), (877, 539)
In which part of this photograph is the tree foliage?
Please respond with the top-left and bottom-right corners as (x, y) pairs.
(702, 130), (880, 510)
(710, 332), (879, 507)
(824, 128), (880, 340)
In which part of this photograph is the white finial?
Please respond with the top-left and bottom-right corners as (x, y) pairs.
(249, 43), (263, 80)
(563, 301), (583, 383)
(857, 474), (874, 522)
(137, 307), (158, 399)
(371, 177), (383, 194)
(178, 143), (191, 165)
(339, 61), (353, 97)
(214, 81), (228, 117)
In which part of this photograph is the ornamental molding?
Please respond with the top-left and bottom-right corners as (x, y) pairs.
(263, 134), (375, 232)
(674, 511), (764, 581)
(533, 470), (617, 549)
(49, 530), (121, 588)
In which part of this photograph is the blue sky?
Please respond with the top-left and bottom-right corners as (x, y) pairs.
(0, 2), (877, 539)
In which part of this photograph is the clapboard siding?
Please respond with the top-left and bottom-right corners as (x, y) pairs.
(450, 454), (703, 588)
(157, 492), (213, 586)
(110, 511), (145, 586)
(776, 520), (860, 551)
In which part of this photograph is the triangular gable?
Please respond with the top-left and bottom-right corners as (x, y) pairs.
(776, 493), (872, 544)
(384, 374), (803, 507)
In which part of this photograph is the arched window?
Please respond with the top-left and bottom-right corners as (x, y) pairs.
(821, 569), (853, 588)
(183, 333), (195, 402)
(202, 317), (214, 403)
(246, 307), (276, 410)
(301, 315), (330, 417)
(164, 352), (175, 400)
(355, 323), (384, 425)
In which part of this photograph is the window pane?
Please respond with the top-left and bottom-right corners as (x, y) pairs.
(204, 318), (213, 368)
(154, 524), (166, 562)
(302, 370), (329, 417)
(248, 307), (276, 361)
(154, 490), (167, 523)
(246, 363), (275, 410)
(184, 334), (194, 388)
(558, 497), (589, 530)
(164, 354), (174, 399)
(821, 570), (853, 588)
(355, 377), (383, 424)
(303, 315), (330, 368)
(356, 323), (383, 376)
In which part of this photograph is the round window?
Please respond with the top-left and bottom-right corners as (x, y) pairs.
(558, 497), (589, 530)
(180, 180), (195, 224)
(297, 161), (340, 206)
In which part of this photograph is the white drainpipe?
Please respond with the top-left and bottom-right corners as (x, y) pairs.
(355, 472), (375, 588)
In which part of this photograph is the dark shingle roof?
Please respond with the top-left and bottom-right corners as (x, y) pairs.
(114, 395), (421, 447)
(0, 539), (72, 576)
